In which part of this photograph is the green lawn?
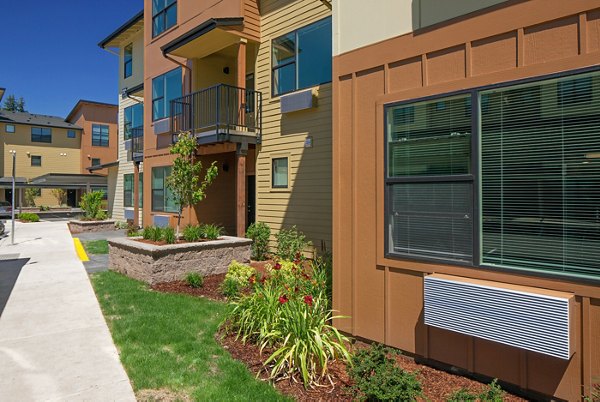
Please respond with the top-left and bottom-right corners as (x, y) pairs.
(82, 239), (109, 254)
(91, 271), (289, 401)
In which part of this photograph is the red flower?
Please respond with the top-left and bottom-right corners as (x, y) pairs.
(302, 273), (311, 280)
(260, 276), (268, 284)
(248, 275), (256, 285)
(294, 286), (299, 293)
(279, 294), (289, 304)
(274, 263), (281, 271)
(304, 295), (313, 306)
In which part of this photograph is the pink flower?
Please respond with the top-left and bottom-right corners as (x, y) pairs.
(304, 295), (313, 306)
(274, 263), (281, 271)
(279, 294), (289, 304)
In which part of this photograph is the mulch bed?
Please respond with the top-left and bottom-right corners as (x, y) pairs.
(151, 270), (528, 402)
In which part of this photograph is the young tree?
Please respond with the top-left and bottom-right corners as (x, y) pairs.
(51, 188), (67, 206)
(166, 131), (218, 235)
(24, 188), (40, 207)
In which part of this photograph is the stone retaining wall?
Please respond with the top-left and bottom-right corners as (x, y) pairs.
(108, 236), (252, 284)
(69, 220), (116, 233)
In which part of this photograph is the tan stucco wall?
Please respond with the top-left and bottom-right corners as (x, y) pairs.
(333, 0), (508, 55)
(255, 0), (333, 253)
(119, 28), (144, 92)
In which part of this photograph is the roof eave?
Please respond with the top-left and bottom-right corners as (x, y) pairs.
(98, 9), (144, 49)
(161, 17), (244, 56)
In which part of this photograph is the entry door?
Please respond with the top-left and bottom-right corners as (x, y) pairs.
(67, 190), (77, 207)
(247, 175), (256, 228)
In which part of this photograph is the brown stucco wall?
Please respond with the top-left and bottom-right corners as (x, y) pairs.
(333, 1), (600, 400)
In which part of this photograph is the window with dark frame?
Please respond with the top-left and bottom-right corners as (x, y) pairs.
(151, 166), (177, 212)
(152, 67), (182, 121)
(31, 127), (52, 143)
(67, 130), (76, 138)
(385, 69), (600, 280)
(124, 173), (143, 208)
(124, 103), (144, 139)
(271, 17), (332, 96)
(31, 155), (42, 167)
(91, 158), (101, 167)
(152, 0), (177, 38)
(124, 44), (133, 79)
(272, 157), (289, 188)
(6, 124), (15, 133)
(92, 124), (109, 147)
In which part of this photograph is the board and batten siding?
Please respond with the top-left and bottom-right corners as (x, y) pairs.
(112, 96), (143, 223)
(255, 0), (332, 254)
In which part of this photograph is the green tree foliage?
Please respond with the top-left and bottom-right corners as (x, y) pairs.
(166, 132), (218, 235)
(51, 188), (67, 206)
(3, 95), (26, 112)
(24, 188), (40, 207)
(80, 191), (105, 220)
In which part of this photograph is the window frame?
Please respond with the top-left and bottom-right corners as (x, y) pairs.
(151, 166), (177, 213)
(67, 129), (77, 139)
(124, 173), (143, 208)
(5, 124), (15, 133)
(91, 158), (101, 167)
(31, 127), (52, 143)
(271, 156), (290, 189)
(152, 0), (177, 38)
(124, 103), (144, 140)
(30, 155), (42, 167)
(91, 124), (109, 147)
(124, 43), (133, 79)
(383, 65), (600, 283)
(271, 17), (332, 97)
(152, 67), (182, 121)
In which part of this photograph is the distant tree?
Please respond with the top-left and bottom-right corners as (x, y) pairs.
(2, 94), (26, 112)
(51, 189), (67, 206)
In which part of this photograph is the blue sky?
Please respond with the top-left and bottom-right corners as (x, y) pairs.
(0, 0), (143, 118)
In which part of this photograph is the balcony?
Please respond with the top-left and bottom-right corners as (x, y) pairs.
(126, 127), (144, 162)
(170, 83), (262, 145)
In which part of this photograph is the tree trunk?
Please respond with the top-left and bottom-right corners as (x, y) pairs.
(177, 206), (183, 238)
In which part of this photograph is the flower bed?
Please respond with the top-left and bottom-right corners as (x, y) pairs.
(108, 236), (251, 285)
(68, 219), (116, 234)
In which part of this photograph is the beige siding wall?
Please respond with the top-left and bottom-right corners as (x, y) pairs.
(255, 0), (332, 253)
(113, 96), (144, 223)
(119, 29), (144, 91)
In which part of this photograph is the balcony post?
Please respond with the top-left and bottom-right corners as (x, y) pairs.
(236, 142), (248, 237)
(237, 38), (247, 127)
(133, 161), (140, 228)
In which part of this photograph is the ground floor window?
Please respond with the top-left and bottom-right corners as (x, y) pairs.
(124, 173), (143, 208)
(151, 166), (177, 212)
(385, 69), (600, 279)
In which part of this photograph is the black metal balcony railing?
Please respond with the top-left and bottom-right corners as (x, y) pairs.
(127, 127), (144, 162)
(170, 83), (262, 144)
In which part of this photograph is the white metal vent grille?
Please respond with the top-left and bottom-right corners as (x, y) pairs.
(424, 274), (572, 360)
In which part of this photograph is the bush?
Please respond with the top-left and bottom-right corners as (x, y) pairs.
(142, 226), (153, 240)
(186, 272), (204, 288)
(221, 261), (255, 298)
(163, 227), (176, 244)
(38, 205), (50, 211)
(223, 259), (350, 387)
(447, 388), (478, 402)
(149, 226), (164, 242)
(24, 187), (40, 207)
(18, 212), (40, 222)
(246, 222), (271, 261)
(201, 223), (223, 240)
(445, 379), (504, 402)
(348, 343), (422, 401)
(183, 224), (203, 242)
(275, 226), (311, 261)
(80, 191), (105, 220)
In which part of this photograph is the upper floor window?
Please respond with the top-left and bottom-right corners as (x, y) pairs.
(124, 173), (143, 208)
(124, 44), (133, 79)
(92, 124), (109, 147)
(67, 130), (77, 138)
(152, 67), (182, 121)
(272, 157), (289, 188)
(31, 155), (42, 167)
(31, 127), (52, 143)
(91, 158), (101, 166)
(5, 124), (15, 133)
(152, 0), (177, 38)
(271, 17), (332, 96)
(124, 103), (144, 140)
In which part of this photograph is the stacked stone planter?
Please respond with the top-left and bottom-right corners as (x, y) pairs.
(108, 236), (252, 284)
(69, 219), (116, 233)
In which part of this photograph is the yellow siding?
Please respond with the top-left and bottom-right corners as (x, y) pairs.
(255, 0), (332, 253)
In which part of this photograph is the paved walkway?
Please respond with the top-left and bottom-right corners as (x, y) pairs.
(0, 221), (135, 401)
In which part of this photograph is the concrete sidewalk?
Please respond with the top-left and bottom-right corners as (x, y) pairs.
(0, 221), (135, 401)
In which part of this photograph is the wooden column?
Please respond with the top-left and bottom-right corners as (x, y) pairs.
(236, 143), (248, 237)
(237, 38), (247, 125)
(133, 161), (140, 228)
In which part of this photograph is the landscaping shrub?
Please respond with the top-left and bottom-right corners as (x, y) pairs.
(221, 261), (255, 298)
(275, 225), (311, 261)
(245, 222), (271, 261)
(447, 388), (478, 402)
(18, 212), (40, 222)
(142, 226), (153, 240)
(24, 188), (40, 207)
(223, 258), (350, 387)
(38, 205), (50, 211)
(149, 226), (164, 242)
(125, 222), (140, 237)
(183, 224), (203, 242)
(201, 223), (223, 240)
(163, 227), (176, 244)
(445, 379), (504, 402)
(348, 343), (422, 401)
(80, 191), (105, 220)
(186, 272), (204, 288)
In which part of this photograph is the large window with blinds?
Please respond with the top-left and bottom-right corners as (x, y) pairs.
(386, 94), (473, 263)
(385, 68), (600, 280)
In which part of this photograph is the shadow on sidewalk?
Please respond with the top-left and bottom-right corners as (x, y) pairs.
(0, 258), (29, 318)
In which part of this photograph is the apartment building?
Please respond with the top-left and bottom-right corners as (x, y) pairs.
(102, 0), (333, 251)
(332, 0), (600, 400)
(98, 11), (145, 224)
